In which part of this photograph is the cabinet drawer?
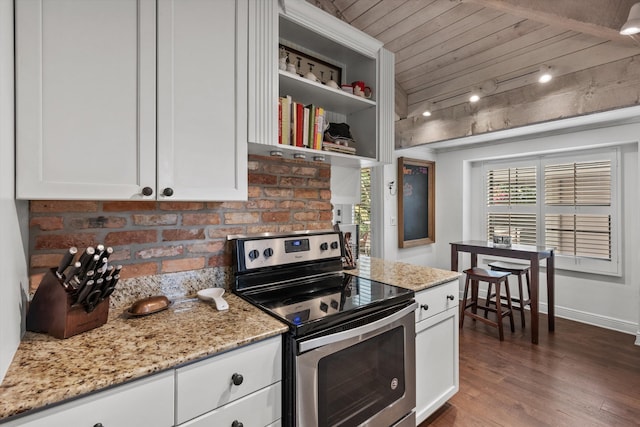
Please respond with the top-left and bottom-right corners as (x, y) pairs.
(415, 280), (459, 323)
(176, 336), (282, 424)
(178, 382), (281, 427)
(3, 371), (174, 427)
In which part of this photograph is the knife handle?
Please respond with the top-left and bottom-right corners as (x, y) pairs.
(78, 246), (96, 266)
(55, 247), (78, 279)
(74, 279), (95, 306)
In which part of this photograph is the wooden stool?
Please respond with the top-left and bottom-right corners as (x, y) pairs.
(486, 261), (532, 328)
(460, 267), (515, 341)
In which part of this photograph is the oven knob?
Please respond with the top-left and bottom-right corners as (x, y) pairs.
(320, 242), (329, 251)
(320, 301), (328, 312)
(330, 299), (339, 310)
(263, 248), (274, 258)
(248, 249), (259, 260)
(330, 241), (339, 250)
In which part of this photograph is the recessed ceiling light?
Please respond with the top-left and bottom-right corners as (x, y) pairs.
(422, 110), (432, 117)
(469, 94), (480, 103)
(539, 73), (552, 83)
(538, 65), (553, 83)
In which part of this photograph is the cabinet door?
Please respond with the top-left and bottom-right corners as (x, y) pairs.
(157, 0), (248, 201)
(15, 0), (156, 200)
(415, 307), (460, 425)
(2, 372), (174, 427)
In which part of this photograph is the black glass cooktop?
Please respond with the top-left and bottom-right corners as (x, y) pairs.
(237, 272), (414, 336)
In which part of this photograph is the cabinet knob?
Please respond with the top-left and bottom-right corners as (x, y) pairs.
(420, 304), (429, 311)
(141, 186), (153, 196)
(162, 187), (174, 197)
(231, 373), (244, 386)
(447, 295), (455, 301)
(232, 421), (244, 427)
(93, 424), (104, 427)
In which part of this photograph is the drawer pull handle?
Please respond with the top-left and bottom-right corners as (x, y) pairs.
(420, 304), (429, 311)
(232, 421), (244, 427)
(231, 373), (244, 386)
(447, 295), (455, 301)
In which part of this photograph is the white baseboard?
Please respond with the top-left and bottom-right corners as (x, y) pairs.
(462, 289), (639, 338)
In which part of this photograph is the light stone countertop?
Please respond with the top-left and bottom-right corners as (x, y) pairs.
(347, 257), (461, 291)
(0, 293), (287, 421)
(0, 258), (460, 422)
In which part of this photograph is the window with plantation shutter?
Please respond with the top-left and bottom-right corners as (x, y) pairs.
(544, 159), (613, 261)
(483, 149), (620, 276)
(486, 165), (537, 245)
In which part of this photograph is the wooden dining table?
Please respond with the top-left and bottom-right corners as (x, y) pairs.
(450, 240), (555, 344)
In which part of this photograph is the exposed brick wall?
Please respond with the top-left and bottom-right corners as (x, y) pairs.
(28, 155), (333, 291)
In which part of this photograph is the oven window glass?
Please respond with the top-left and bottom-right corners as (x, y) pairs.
(317, 326), (405, 427)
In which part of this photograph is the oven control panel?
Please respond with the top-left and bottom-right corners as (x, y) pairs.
(237, 232), (342, 270)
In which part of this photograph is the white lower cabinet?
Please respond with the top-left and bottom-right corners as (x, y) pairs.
(414, 279), (460, 425)
(2, 371), (174, 427)
(178, 383), (281, 427)
(175, 336), (282, 426)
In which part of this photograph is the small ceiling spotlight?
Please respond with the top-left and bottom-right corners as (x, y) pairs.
(620, 2), (640, 35)
(422, 110), (432, 117)
(538, 65), (553, 84)
(469, 92), (480, 103)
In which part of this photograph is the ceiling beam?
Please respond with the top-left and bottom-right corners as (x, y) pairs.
(396, 53), (640, 147)
(461, 0), (640, 45)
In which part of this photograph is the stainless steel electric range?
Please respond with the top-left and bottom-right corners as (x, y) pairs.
(230, 230), (417, 427)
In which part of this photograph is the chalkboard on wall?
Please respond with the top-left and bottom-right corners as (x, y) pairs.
(398, 157), (435, 248)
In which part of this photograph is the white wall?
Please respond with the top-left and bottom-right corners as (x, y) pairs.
(0, 0), (29, 381)
(417, 117), (640, 336)
(382, 146), (438, 266)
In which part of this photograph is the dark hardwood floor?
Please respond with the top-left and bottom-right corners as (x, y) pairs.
(420, 310), (640, 427)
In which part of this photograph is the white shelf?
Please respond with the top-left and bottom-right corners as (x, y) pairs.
(248, 142), (379, 168)
(279, 71), (375, 115)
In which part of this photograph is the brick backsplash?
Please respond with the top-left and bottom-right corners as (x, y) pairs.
(28, 155), (333, 291)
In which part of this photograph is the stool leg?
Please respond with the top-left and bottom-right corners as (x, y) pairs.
(471, 279), (479, 317)
(494, 281), (504, 341)
(460, 275), (471, 328)
(517, 273), (526, 328)
(484, 282), (492, 318)
(504, 278), (515, 333)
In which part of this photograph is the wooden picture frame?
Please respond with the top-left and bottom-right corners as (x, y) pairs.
(279, 43), (343, 86)
(398, 157), (435, 248)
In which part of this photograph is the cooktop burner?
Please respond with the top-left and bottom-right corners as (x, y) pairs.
(239, 272), (414, 336)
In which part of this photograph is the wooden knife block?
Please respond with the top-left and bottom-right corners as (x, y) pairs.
(26, 268), (109, 339)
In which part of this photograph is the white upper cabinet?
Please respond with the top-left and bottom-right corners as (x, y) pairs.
(248, 0), (394, 167)
(157, 0), (247, 201)
(16, 0), (248, 201)
(15, 0), (157, 200)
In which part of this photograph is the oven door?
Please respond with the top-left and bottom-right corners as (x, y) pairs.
(295, 302), (417, 427)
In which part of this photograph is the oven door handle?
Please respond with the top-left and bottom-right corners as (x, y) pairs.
(298, 302), (417, 353)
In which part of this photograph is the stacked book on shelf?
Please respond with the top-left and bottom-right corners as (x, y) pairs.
(278, 95), (326, 150)
(321, 141), (356, 154)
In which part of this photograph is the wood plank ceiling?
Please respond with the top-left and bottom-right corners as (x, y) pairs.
(306, 0), (640, 147)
